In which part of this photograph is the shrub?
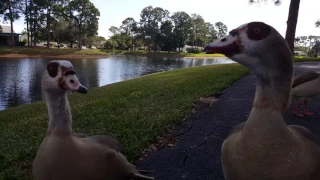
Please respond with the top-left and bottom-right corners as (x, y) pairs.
(186, 48), (201, 54)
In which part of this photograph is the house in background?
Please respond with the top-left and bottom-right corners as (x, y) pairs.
(0, 25), (22, 46)
(294, 50), (307, 56)
(176, 45), (204, 52)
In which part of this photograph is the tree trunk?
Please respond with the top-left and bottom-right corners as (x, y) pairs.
(46, 6), (51, 48)
(285, 0), (300, 56)
(78, 23), (82, 50)
(8, 5), (14, 46)
(131, 36), (134, 51)
(33, 5), (37, 46)
(26, 0), (30, 46)
(30, 0), (34, 47)
(10, 20), (14, 46)
(79, 35), (82, 50)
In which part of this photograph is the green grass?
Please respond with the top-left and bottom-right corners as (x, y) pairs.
(2, 47), (320, 61)
(294, 56), (320, 62)
(0, 47), (112, 55)
(0, 64), (248, 179)
(120, 50), (225, 57)
(0, 47), (77, 55)
(3, 47), (320, 60)
(0, 47), (225, 57)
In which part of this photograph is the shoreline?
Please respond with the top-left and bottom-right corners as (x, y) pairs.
(0, 53), (110, 59)
(0, 53), (226, 59)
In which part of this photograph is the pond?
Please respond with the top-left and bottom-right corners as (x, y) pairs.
(0, 55), (235, 111)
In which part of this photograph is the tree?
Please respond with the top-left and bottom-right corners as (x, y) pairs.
(140, 6), (169, 51)
(158, 20), (174, 53)
(24, 0), (47, 46)
(0, 0), (24, 46)
(120, 17), (137, 50)
(33, 0), (69, 47)
(65, 0), (100, 50)
(24, 0), (29, 46)
(171, 11), (193, 51)
(190, 13), (207, 47)
(51, 19), (69, 46)
(104, 39), (117, 49)
(107, 6), (228, 52)
(309, 39), (320, 57)
(249, 0), (301, 55)
(215, 22), (228, 39)
(109, 26), (120, 36)
(206, 22), (217, 42)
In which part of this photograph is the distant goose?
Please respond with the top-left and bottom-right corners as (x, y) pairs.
(32, 60), (154, 180)
(291, 71), (320, 117)
(204, 22), (320, 179)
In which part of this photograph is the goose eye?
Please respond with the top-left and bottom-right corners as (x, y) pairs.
(253, 28), (260, 34)
(70, 79), (74, 83)
(46, 62), (59, 78)
(246, 22), (271, 41)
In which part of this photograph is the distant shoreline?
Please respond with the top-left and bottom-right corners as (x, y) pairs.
(0, 47), (226, 59)
(0, 53), (110, 59)
(0, 53), (226, 59)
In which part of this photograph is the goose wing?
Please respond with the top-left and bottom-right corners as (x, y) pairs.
(292, 71), (319, 88)
(103, 149), (155, 180)
(288, 125), (319, 145)
(73, 133), (124, 153)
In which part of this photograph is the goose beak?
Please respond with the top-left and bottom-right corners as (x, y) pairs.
(75, 85), (88, 94)
(204, 34), (241, 56)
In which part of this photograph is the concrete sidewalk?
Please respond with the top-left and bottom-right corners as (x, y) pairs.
(136, 61), (320, 180)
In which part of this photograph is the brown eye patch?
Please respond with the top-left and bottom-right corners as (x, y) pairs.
(46, 62), (59, 78)
(247, 22), (271, 41)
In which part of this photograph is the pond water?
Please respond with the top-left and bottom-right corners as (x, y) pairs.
(0, 55), (235, 111)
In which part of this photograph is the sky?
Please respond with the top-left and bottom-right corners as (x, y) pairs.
(9, 0), (320, 39)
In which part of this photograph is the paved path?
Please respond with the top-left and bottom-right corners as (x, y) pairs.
(136, 61), (320, 180)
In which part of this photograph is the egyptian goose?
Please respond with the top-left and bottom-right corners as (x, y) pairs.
(32, 60), (154, 180)
(204, 22), (320, 179)
(291, 71), (320, 117)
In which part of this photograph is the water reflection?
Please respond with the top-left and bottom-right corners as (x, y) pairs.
(0, 55), (234, 110)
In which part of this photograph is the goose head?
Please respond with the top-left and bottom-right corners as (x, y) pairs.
(41, 60), (88, 95)
(205, 22), (294, 112)
(204, 21), (293, 78)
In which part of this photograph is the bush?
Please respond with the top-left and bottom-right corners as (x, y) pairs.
(18, 42), (26, 46)
(186, 48), (201, 54)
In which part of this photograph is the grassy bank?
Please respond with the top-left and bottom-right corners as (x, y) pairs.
(2, 47), (320, 60)
(294, 56), (320, 62)
(120, 50), (225, 57)
(0, 47), (111, 57)
(0, 47), (224, 58)
(0, 64), (248, 179)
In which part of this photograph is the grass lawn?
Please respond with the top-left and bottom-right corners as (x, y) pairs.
(0, 47), (224, 57)
(120, 50), (225, 57)
(1, 47), (320, 60)
(0, 47), (112, 55)
(294, 56), (320, 62)
(0, 63), (248, 179)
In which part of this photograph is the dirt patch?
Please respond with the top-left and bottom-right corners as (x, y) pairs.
(195, 96), (219, 107)
(137, 127), (178, 162)
(136, 96), (219, 163)
(0, 53), (109, 59)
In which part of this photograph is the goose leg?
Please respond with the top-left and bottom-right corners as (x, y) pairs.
(303, 100), (315, 116)
(293, 101), (304, 117)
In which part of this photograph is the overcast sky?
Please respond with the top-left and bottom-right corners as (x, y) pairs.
(10, 0), (320, 39)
